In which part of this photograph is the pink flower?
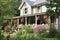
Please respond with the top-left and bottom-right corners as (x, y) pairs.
(33, 24), (48, 33)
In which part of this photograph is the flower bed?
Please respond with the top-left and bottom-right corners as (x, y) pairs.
(33, 24), (49, 33)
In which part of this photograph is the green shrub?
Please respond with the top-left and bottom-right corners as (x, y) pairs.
(48, 24), (58, 38)
(9, 36), (17, 40)
(55, 32), (60, 40)
(37, 23), (58, 38)
(40, 31), (49, 37)
(36, 29), (47, 37)
(25, 25), (33, 33)
(9, 32), (45, 40)
(19, 34), (45, 40)
(15, 28), (45, 40)
(1, 24), (59, 40)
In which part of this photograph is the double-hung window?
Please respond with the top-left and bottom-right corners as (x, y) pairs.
(24, 8), (27, 14)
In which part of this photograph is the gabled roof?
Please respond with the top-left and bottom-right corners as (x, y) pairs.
(18, 0), (47, 10)
(18, 0), (35, 10)
(33, 0), (47, 6)
(26, 0), (35, 6)
(25, 0), (47, 6)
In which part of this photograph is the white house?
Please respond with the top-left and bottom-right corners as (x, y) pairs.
(6, 0), (59, 30)
(18, 0), (47, 26)
(18, 0), (47, 16)
(18, 0), (56, 24)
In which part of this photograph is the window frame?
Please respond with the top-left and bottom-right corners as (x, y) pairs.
(24, 8), (28, 14)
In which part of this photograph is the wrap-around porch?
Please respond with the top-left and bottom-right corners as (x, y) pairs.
(4, 13), (57, 32)
(6, 13), (48, 27)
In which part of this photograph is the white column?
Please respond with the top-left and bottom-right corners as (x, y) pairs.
(58, 16), (60, 31)
(25, 17), (27, 25)
(35, 16), (37, 27)
(55, 18), (58, 29)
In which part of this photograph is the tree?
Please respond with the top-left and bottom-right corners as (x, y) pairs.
(46, 0), (60, 37)
(0, 0), (21, 39)
(0, 0), (21, 25)
(46, 0), (60, 26)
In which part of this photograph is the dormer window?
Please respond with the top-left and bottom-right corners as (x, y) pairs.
(25, 8), (27, 14)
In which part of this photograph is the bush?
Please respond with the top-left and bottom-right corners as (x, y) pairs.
(18, 34), (45, 40)
(55, 32), (60, 40)
(25, 25), (33, 33)
(9, 31), (45, 40)
(1, 24), (59, 40)
(13, 25), (45, 40)
(48, 24), (58, 38)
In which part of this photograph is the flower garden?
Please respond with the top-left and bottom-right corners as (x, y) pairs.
(0, 24), (60, 40)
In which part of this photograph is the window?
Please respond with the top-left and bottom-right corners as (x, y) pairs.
(41, 6), (47, 12)
(25, 8), (27, 14)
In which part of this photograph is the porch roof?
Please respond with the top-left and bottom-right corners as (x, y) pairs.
(5, 12), (45, 20)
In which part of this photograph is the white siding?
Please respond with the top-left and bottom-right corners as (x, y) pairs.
(33, 6), (47, 14)
(20, 2), (31, 16)
(39, 7), (42, 13)
(58, 16), (60, 30)
(20, 2), (47, 16)
(33, 7), (42, 14)
(33, 8), (37, 14)
(41, 6), (47, 12)
(55, 18), (58, 29)
(20, 8), (24, 16)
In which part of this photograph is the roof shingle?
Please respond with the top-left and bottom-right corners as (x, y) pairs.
(25, 0), (47, 6)
(25, 0), (35, 6)
(33, 0), (47, 6)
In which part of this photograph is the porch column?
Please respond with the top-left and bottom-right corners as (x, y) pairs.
(17, 18), (19, 26)
(25, 17), (27, 25)
(35, 16), (37, 27)
(58, 16), (60, 31)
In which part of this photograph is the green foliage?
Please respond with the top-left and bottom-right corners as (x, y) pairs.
(36, 24), (58, 38)
(10, 33), (45, 40)
(55, 32), (60, 40)
(0, 24), (59, 40)
(0, 0), (21, 25)
(0, 26), (3, 40)
(9, 36), (21, 40)
(48, 24), (58, 38)
(39, 31), (49, 37)
(25, 25), (33, 33)
(44, 38), (58, 40)
(46, 0), (60, 38)
(46, 0), (60, 16)
(11, 25), (45, 40)
(35, 28), (49, 38)
(0, 35), (6, 40)
(0, 0), (21, 40)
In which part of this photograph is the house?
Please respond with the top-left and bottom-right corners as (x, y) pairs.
(6, 0), (59, 30)
(18, 0), (47, 25)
